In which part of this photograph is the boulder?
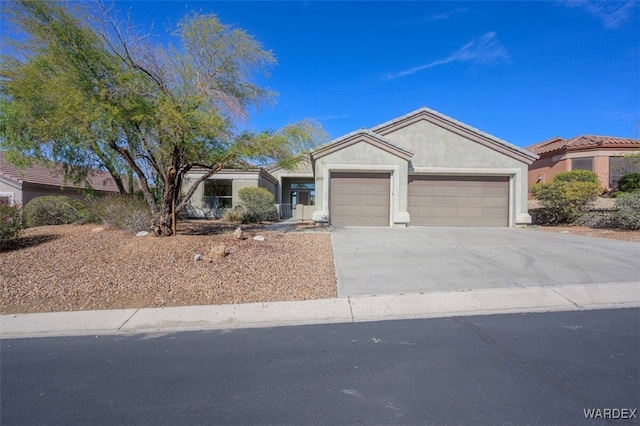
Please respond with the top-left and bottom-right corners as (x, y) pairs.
(136, 231), (149, 237)
(206, 244), (227, 261)
(233, 227), (245, 240)
(253, 235), (265, 241)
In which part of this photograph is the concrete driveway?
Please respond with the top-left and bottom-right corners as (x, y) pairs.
(331, 227), (640, 297)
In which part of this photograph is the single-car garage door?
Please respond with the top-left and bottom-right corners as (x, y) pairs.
(330, 172), (390, 226)
(408, 175), (509, 227)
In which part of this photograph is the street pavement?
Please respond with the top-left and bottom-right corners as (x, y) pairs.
(2, 308), (638, 425)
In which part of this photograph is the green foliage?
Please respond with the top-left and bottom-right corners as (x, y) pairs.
(0, 204), (25, 249)
(237, 187), (277, 224)
(611, 192), (640, 230)
(531, 171), (602, 224)
(1, 1), (325, 235)
(553, 170), (600, 184)
(617, 173), (640, 193)
(24, 196), (92, 227)
(90, 195), (151, 232)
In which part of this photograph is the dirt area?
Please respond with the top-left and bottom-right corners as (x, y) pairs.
(0, 221), (336, 315)
(530, 225), (640, 242)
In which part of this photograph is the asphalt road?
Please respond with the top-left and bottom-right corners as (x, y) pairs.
(2, 308), (639, 425)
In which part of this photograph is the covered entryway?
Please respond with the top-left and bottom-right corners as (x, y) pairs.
(408, 175), (509, 227)
(330, 172), (390, 226)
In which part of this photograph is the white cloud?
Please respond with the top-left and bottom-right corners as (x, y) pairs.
(385, 32), (510, 80)
(559, 0), (637, 29)
(395, 7), (468, 27)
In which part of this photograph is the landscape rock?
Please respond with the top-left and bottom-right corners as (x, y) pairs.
(207, 244), (227, 261)
(136, 231), (149, 237)
(193, 254), (204, 262)
(91, 227), (105, 233)
(253, 235), (265, 241)
(233, 227), (245, 240)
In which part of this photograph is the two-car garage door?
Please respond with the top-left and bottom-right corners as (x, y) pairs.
(408, 175), (509, 227)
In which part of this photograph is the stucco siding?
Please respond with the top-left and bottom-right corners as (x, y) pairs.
(313, 141), (410, 225)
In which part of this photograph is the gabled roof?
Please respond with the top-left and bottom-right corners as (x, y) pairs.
(311, 130), (414, 161)
(371, 107), (538, 164)
(526, 135), (640, 156)
(0, 152), (121, 192)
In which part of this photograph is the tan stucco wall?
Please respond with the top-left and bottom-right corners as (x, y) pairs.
(527, 156), (569, 198)
(381, 119), (531, 225)
(313, 141), (410, 225)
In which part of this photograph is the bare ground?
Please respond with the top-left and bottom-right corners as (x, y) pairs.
(530, 225), (640, 242)
(2, 222), (637, 315)
(1, 222), (336, 315)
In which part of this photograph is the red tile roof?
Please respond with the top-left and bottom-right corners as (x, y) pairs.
(0, 153), (122, 192)
(526, 135), (640, 155)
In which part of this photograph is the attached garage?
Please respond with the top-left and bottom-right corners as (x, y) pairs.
(330, 172), (390, 226)
(408, 175), (509, 227)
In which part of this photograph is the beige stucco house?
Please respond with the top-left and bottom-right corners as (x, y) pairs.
(526, 135), (640, 195)
(186, 107), (538, 227)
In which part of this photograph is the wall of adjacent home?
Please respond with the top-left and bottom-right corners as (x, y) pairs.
(0, 178), (22, 205)
(527, 155), (570, 198)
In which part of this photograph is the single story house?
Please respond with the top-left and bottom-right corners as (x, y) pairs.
(526, 135), (640, 193)
(186, 107), (538, 227)
(0, 152), (122, 206)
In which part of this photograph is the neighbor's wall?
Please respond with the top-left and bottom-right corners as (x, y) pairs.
(0, 178), (22, 205)
(527, 155), (569, 198)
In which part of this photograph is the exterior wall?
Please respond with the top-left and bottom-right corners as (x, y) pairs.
(23, 184), (103, 205)
(527, 156), (569, 198)
(313, 141), (410, 226)
(382, 119), (531, 225)
(268, 160), (314, 204)
(0, 178), (22, 205)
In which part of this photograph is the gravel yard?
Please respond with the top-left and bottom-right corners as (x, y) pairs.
(1, 222), (336, 314)
(530, 225), (640, 242)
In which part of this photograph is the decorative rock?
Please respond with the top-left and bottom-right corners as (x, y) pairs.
(91, 227), (105, 233)
(136, 231), (149, 237)
(253, 235), (265, 241)
(561, 231), (569, 234)
(208, 244), (227, 259)
(233, 227), (245, 240)
(194, 254), (204, 261)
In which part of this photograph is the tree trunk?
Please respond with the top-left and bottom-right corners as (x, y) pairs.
(153, 209), (173, 236)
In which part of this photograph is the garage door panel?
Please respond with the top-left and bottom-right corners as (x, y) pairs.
(330, 172), (390, 226)
(408, 175), (509, 227)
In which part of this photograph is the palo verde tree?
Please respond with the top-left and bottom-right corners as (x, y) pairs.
(0, 1), (325, 235)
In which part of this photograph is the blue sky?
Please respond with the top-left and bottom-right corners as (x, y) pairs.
(81, 1), (640, 147)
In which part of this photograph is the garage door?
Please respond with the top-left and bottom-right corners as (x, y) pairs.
(408, 175), (509, 227)
(330, 172), (390, 226)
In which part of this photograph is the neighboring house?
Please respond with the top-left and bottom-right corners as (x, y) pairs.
(526, 135), (640, 194)
(186, 107), (538, 227)
(0, 152), (122, 206)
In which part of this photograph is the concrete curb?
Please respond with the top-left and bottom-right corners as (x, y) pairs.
(1, 281), (639, 339)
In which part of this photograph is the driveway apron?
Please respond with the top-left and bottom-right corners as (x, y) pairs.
(330, 227), (640, 297)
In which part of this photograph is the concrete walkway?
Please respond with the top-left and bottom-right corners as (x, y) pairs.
(2, 281), (639, 339)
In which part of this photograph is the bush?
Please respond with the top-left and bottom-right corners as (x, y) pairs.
(237, 187), (278, 224)
(531, 171), (602, 224)
(553, 170), (600, 184)
(24, 196), (93, 227)
(0, 204), (25, 249)
(610, 192), (640, 230)
(91, 195), (151, 232)
(617, 173), (640, 193)
(221, 206), (243, 222)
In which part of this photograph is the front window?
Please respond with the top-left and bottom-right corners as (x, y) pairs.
(609, 156), (640, 189)
(571, 157), (593, 171)
(204, 179), (232, 208)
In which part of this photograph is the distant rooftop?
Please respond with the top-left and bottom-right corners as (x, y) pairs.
(526, 135), (640, 155)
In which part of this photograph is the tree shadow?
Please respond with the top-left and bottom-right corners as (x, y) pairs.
(0, 234), (60, 253)
(177, 220), (275, 236)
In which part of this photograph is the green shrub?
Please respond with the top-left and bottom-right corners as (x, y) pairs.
(531, 171), (602, 224)
(24, 196), (92, 227)
(617, 173), (640, 193)
(237, 187), (278, 224)
(0, 204), (25, 249)
(611, 192), (640, 230)
(91, 195), (151, 232)
(553, 170), (600, 184)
